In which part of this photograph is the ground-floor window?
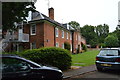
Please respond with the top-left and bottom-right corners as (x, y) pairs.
(70, 44), (72, 51)
(56, 42), (59, 47)
(30, 42), (36, 49)
(62, 43), (64, 49)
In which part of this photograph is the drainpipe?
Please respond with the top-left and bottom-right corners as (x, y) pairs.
(71, 30), (74, 54)
(54, 27), (56, 47)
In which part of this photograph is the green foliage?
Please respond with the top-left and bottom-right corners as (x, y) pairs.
(64, 42), (71, 51)
(80, 25), (98, 47)
(99, 43), (106, 48)
(104, 35), (119, 47)
(80, 24), (109, 48)
(95, 24), (109, 43)
(113, 27), (120, 46)
(68, 21), (80, 31)
(22, 47), (72, 70)
(81, 43), (87, 52)
(2, 51), (19, 55)
(2, 2), (36, 31)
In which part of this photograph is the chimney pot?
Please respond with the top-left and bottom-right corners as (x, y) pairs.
(49, 7), (54, 20)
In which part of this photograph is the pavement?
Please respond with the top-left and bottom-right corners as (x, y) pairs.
(63, 65), (97, 79)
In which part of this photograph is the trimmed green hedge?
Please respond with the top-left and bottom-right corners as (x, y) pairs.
(21, 47), (72, 70)
(64, 42), (71, 51)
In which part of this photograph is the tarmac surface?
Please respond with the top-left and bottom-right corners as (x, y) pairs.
(63, 65), (97, 79)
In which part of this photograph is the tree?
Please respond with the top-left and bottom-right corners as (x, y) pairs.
(112, 26), (120, 46)
(104, 35), (119, 48)
(2, 2), (36, 31)
(80, 25), (98, 47)
(95, 24), (109, 43)
(68, 21), (80, 30)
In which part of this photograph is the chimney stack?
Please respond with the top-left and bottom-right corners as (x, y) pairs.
(49, 7), (54, 20)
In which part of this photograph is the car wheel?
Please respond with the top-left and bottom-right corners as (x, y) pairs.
(97, 67), (103, 72)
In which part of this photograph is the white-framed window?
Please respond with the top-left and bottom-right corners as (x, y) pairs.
(62, 43), (64, 49)
(70, 33), (72, 40)
(62, 30), (64, 38)
(56, 42), (59, 47)
(76, 35), (77, 40)
(67, 32), (68, 39)
(71, 44), (72, 51)
(30, 42), (36, 49)
(55, 27), (59, 37)
(30, 24), (36, 35)
(78, 35), (81, 41)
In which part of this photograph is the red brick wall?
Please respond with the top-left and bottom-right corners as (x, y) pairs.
(23, 24), (30, 49)
(55, 28), (72, 48)
(23, 21), (85, 53)
(44, 22), (55, 47)
(30, 22), (44, 48)
(73, 31), (82, 53)
(49, 8), (54, 20)
(23, 22), (45, 49)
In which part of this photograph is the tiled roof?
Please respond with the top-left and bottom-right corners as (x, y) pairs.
(29, 11), (71, 31)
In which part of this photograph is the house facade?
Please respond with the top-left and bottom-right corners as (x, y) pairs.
(3, 8), (86, 53)
(22, 8), (86, 53)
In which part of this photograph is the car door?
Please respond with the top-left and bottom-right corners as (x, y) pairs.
(2, 57), (45, 80)
(2, 57), (31, 80)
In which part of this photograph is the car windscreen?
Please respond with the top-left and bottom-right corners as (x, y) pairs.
(99, 49), (119, 56)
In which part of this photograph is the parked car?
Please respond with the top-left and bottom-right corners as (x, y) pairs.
(1, 54), (63, 80)
(96, 48), (120, 71)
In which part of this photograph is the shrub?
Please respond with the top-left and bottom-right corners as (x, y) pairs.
(64, 42), (71, 51)
(82, 43), (87, 52)
(99, 43), (106, 48)
(22, 47), (72, 70)
(2, 51), (19, 55)
(104, 35), (119, 48)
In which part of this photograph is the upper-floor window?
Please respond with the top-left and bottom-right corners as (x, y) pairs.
(62, 30), (64, 38)
(67, 32), (68, 39)
(30, 24), (36, 35)
(78, 35), (80, 41)
(76, 35), (77, 40)
(55, 27), (59, 37)
(70, 33), (72, 40)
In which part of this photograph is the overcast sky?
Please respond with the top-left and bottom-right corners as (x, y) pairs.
(35, 0), (120, 32)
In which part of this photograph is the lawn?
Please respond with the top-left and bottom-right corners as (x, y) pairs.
(71, 49), (100, 67)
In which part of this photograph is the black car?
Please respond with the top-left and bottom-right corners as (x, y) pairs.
(96, 48), (120, 71)
(1, 54), (63, 80)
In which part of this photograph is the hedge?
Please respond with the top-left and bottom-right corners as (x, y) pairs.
(64, 42), (71, 51)
(21, 47), (72, 70)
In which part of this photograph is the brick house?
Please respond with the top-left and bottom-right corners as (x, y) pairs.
(3, 7), (86, 53)
(23, 7), (86, 53)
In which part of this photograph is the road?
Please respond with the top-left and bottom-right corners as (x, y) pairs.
(64, 70), (120, 80)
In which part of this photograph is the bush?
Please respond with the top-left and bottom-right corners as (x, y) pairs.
(104, 35), (119, 48)
(82, 44), (87, 52)
(99, 43), (106, 48)
(64, 42), (71, 51)
(2, 51), (19, 55)
(22, 47), (72, 70)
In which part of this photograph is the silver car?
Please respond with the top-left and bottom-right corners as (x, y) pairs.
(95, 48), (120, 71)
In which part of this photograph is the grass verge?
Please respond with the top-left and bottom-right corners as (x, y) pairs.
(71, 50), (99, 67)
